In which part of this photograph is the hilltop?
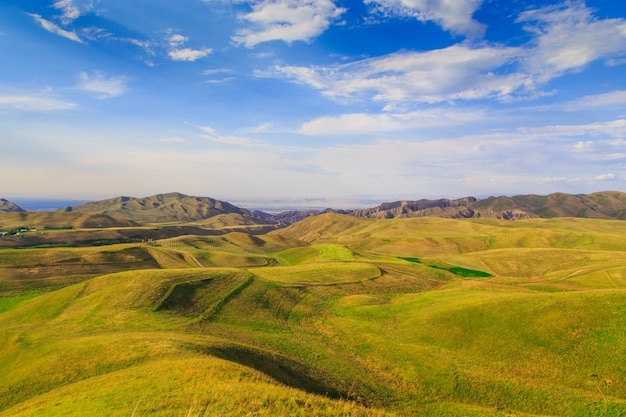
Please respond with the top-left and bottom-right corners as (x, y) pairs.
(0, 199), (25, 213)
(2, 191), (626, 235)
(53, 190), (626, 222)
(58, 192), (273, 224)
(347, 191), (626, 220)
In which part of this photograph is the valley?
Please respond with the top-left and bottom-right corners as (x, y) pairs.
(0, 195), (625, 416)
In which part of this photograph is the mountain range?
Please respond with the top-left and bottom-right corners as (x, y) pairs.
(2, 191), (626, 225)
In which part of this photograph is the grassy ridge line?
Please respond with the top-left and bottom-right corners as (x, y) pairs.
(2, 215), (626, 415)
(201, 272), (253, 320)
(250, 262), (381, 286)
(0, 355), (396, 417)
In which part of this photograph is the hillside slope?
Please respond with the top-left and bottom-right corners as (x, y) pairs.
(59, 192), (273, 224)
(35, 190), (626, 226)
(0, 199), (25, 213)
(346, 191), (626, 220)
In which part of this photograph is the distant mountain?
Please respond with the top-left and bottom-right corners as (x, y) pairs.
(59, 192), (274, 225)
(470, 191), (626, 220)
(45, 191), (626, 228)
(347, 197), (478, 219)
(0, 199), (25, 213)
(345, 191), (626, 220)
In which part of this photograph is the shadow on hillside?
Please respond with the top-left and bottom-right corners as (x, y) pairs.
(192, 343), (345, 399)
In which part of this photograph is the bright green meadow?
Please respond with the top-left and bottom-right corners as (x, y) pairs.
(1, 214), (625, 416)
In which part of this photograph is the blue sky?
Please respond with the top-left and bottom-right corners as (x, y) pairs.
(1, 0), (626, 208)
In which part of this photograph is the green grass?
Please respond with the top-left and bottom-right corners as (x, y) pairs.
(399, 256), (492, 277)
(0, 292), (42, 313)
(250, 262), (381, 286)
(2, 215), (626, 416)
(315, 244), (355, 261)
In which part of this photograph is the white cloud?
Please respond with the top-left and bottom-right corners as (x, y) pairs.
(77, 71), (129, 98)
(53, 0), (81, 24)
(261, 3), (626, 107)
(168, 34), (188, 47)
(519, 119), (626, 139)
(168, 48), (213, 61)
(27, 13), (84, 43)
(562, 90), (626, 111)
(518, 2), (626, 84)
(268, 44), (524, 105)
(53, 0), (96, 24)
(365, 0), (485, 37)
(0, 95), (76, 112)
(299, 108), (485, 135)
(166, 32), (213, 62)
(232, 0), (346, 48)
(595, 173), (616, 181)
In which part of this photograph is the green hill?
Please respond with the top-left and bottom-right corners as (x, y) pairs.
(1, 214), (626, 415)
(59, 192), (273, 224)
(0, 211), (139, 230)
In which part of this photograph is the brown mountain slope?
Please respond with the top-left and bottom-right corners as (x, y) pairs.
(346, 191), (626, 220)
(470, 191), (626, 220)
(349, 197), (478, 219)
(0, 199), (25, 213)
(59, 192), (273, 224)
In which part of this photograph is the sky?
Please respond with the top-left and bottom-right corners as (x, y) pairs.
(1, 0), (626, 209)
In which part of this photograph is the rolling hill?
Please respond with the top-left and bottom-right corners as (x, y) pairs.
(3, 191), (626, 228)
(1, 213), (626, 415)
(58, 192), (274, 224)
(0, 199), (25, 213)
(347, 191), (626, 220)
(53, 190), (626, 223)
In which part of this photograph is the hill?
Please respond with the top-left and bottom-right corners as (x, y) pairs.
(345, 191), (626, 220)
(18, 190), (623, 227)
(0, 199), (25, 213)
(0, 212), (139, 230)
(1, 215), (626, 415)
(59, 192), (274, 224)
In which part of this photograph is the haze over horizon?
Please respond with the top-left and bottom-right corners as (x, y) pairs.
(2, 0), (626, 203)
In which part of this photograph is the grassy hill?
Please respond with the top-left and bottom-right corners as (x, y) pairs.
(59, 192), (273, 225)
(0, 211), (139, 230)
(1, 214), (626, 415)
(346, 191), (626, 220)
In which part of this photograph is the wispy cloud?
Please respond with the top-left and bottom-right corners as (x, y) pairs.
(77, 71), (129, 98)
(519, 119), (626, 139)
(232, 0), (346, 48)
(197, 125), (260, 146)
(0, 95), (76, 112)
(299, 108), (485, 135)
(561, 90), (626, 111)
(518, 2), (626, 84)
(266, 44), (523, 105)
(52, 0), (97, 25)
(365, 0), (485, 37)
(27, 13), (84, 43)
(263, 3), (626, 108)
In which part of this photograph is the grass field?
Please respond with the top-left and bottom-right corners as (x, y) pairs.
(1, 214), (626, 416)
